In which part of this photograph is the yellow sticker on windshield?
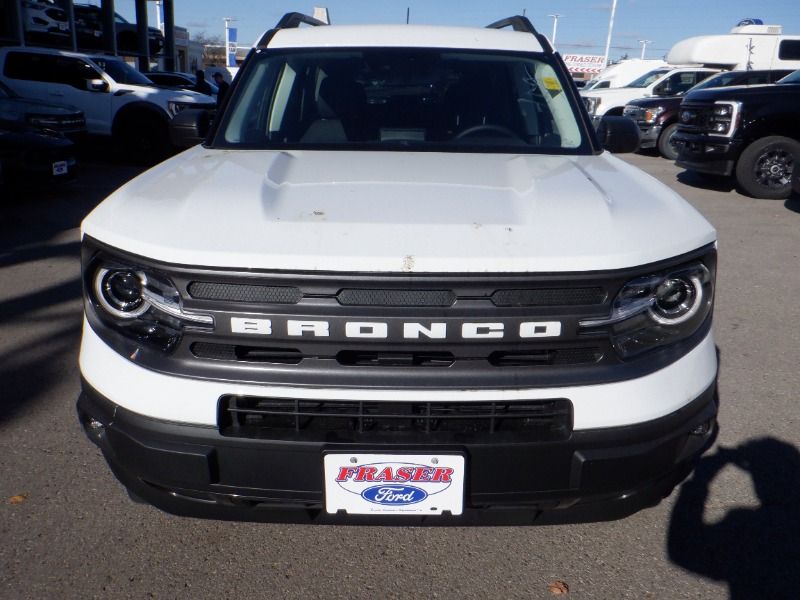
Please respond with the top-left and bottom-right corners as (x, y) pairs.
(542, 76), (562, 91)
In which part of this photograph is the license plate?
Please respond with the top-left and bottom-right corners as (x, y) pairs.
(52, 160), (68, 176)
(324, 453), (465, 515)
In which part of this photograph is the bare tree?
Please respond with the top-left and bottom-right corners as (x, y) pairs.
(192, 31), (225, 67)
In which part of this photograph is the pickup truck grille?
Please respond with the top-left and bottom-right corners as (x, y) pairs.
(218, 395), (573, 441)
(677, 102), (714, 133)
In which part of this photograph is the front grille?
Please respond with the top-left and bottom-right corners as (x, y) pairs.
(491, 287), (606, 306)
(192, 342), (302, 364)
(337, 288), (455, 307)
(219, 396), (573, 441)
(677, 102), (714, 133)
(187, 281), (301, 304)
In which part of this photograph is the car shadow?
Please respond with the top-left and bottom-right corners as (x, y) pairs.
(667, 437), (800, 599)
(675, 169), (737, 193)
(784, 194), (800, 214)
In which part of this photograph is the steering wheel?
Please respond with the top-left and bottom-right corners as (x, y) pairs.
(454, 124), (521, 140)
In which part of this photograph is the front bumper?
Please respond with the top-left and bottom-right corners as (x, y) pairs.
(673, 132), (742, 175)
(637, 124), (662, 149)
(78, 377), (718, 525)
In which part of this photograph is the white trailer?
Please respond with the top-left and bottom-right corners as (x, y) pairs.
(667, 23), (800, 70)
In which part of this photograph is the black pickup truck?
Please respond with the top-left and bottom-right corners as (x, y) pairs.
(624, 70), (791, 161)
(673, 70), (800, 199)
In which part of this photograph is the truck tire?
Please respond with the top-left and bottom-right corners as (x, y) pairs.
(115, 112), (170, 164)
(735, 136), (800, 199)
(657, 123), (679, 161)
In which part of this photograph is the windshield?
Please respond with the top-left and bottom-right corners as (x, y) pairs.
(91, 57), (153, 85)
(778, 69), (800, 84)
(216, 49), (589, 153)
(689, 72), (741, 91)
(626, 69), (671, 88)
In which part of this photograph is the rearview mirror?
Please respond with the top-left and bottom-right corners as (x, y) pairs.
(595, 115), (640, 153)
(169, 108), (213, 148)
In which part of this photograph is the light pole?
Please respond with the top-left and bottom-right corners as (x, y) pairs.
(638, 39), (652, 59)
(603, 0), (618, 68)
(224, 17), (238, 68)
(548, 14), (563, 49)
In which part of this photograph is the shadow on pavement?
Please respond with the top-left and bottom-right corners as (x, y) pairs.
(675, 169), (737, 193)
(668, 438), (800, 600)
(785, 195), (800, 214)
(0, 154), (144, 424)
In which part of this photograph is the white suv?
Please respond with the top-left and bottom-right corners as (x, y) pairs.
(581, 66), (720, 121)
(0, 46), (215, 157)
(77, 13), (718, 524)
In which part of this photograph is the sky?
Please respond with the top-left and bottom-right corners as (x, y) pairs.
(111, 0), (800, 62)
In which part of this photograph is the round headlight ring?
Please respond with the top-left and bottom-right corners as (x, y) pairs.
(648, 274), (703, 325)
(94, 267), (149, 319)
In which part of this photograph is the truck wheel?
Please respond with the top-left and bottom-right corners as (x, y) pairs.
(657, 123), (679, 161)
(735, 136), (800, 199)
(115, 113), (169, 164)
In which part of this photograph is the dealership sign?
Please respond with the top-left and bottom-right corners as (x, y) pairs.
(562, 54), (607, 74)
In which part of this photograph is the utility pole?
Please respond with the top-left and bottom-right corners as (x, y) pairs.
(638, 39), (652, 59)
(548, 14), (563, 49)
(603, 0), (618, 68)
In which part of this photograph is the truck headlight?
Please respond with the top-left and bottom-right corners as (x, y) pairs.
(579, 261), (714, 359)
(87, 260), (213, 353)
(583, 96), (601, 116)
(643, 106), (665, 124)
(708, 101), (741, 137)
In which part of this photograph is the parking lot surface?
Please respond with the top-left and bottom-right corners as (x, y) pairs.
(1, 151), (798, 599)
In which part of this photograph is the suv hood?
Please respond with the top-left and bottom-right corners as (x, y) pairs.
(684, 82), (800, 102)
(115, 84), (214, 104)
(581, 87), (651, 99)
(0, 96), (82, 120)
(82, 148), (716, 273)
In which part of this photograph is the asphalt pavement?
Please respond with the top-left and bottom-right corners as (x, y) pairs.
(1, 149), (798, 600)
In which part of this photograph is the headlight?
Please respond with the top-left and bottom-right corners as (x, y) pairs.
(708, 101), (741, 136)
(27, 115), (63, 128)
(87, 260), (213, 353)
(167, 101), (193, 117)
(583, 96), (601, 116)
(643, 106), (665, 124)
(580, 261), (714, 359)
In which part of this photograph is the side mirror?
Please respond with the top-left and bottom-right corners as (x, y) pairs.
(653, 83), (672, 96)
(596, 115), (640, 153)
(169, 108), (212, 148)
(86, 79), (109, 92)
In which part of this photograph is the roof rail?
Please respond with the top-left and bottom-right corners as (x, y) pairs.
(486, 15), (554, 53)
(274, 12), (328, 29)
(256, 12), (328, 48)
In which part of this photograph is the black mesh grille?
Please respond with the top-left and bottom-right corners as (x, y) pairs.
(337, 288), (456, 307)
(219, 396), (573, 441)
(187, 282), (301, 304)
(491, 288), (606, 306)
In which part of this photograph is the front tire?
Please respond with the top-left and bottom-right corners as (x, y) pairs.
(735, 136), (800, 199)
(657, 123), (679, 161)
(115, 113), (170, 164)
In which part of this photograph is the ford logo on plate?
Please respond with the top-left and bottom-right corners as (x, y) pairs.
(361, 485), (428, 506)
